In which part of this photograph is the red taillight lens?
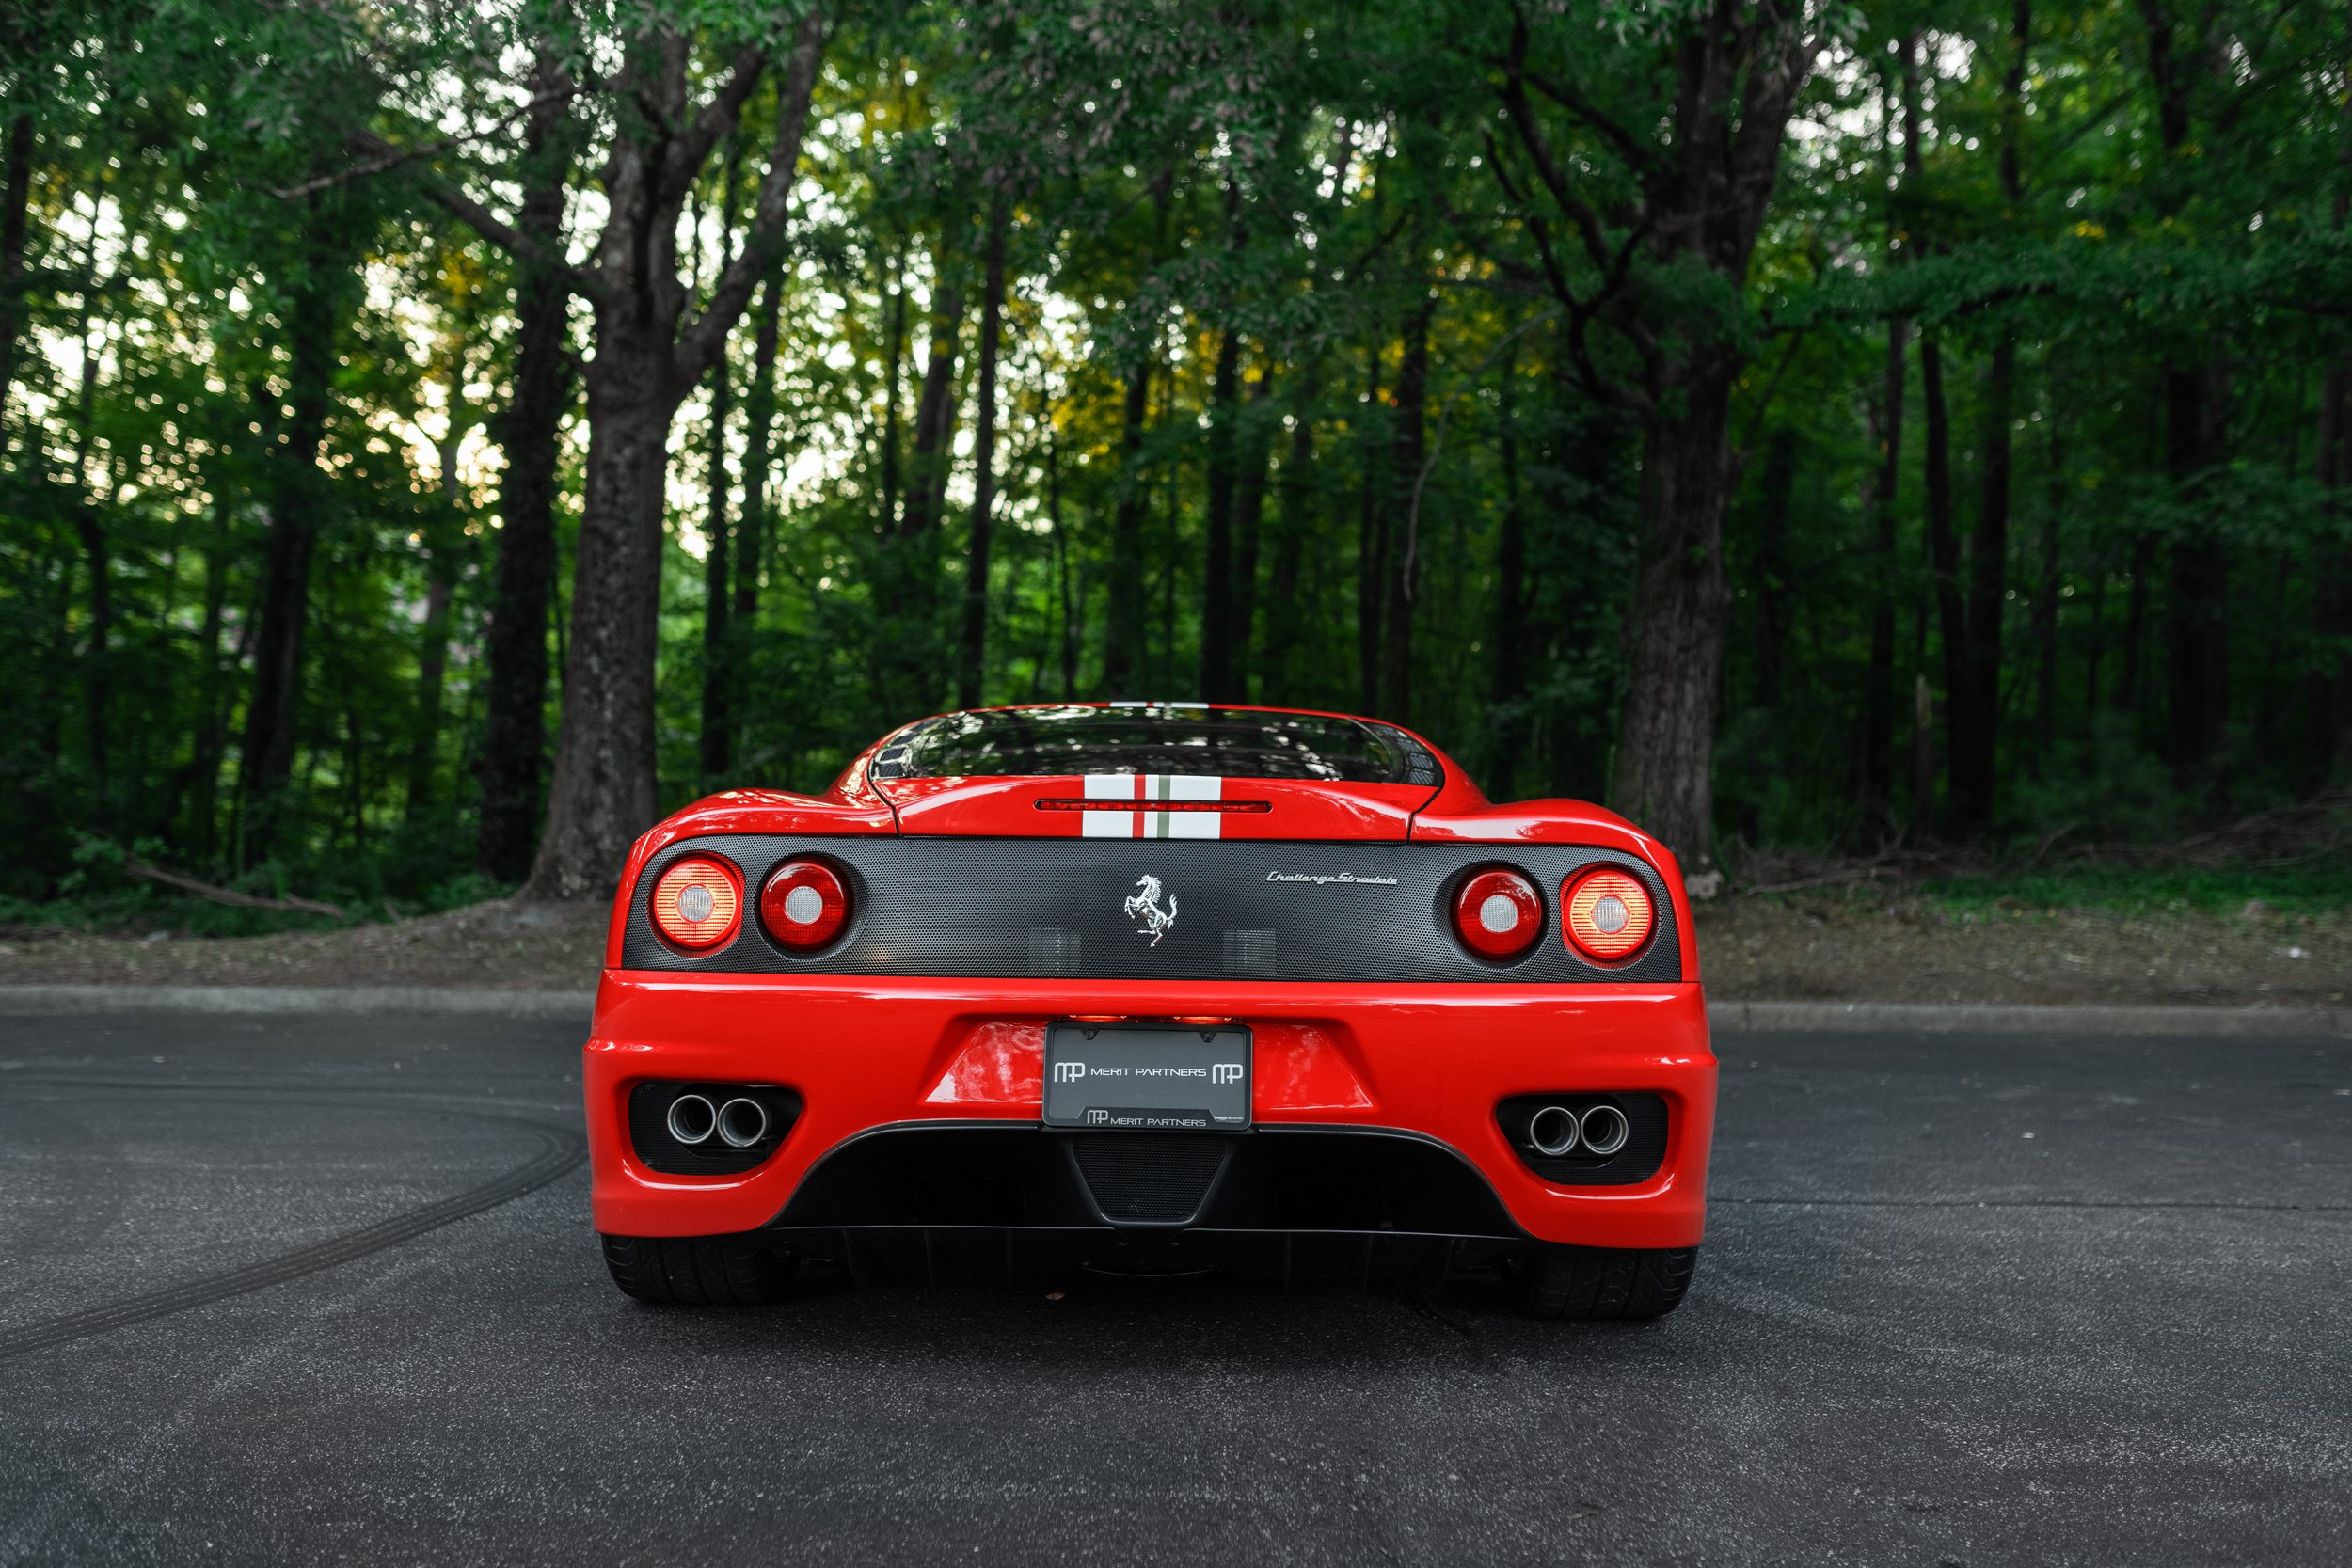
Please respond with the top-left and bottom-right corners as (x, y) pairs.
(1562, 867), (1656, 962)
(648, 856), (742, 950)
(760, 858), (850, 951)
(1453, 867), (1545, 959)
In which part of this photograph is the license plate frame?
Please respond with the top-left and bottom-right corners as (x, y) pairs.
(1042, 1022), (1252, 1131)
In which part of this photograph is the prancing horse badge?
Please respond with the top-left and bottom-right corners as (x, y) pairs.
(1123, 875), (1178, 945)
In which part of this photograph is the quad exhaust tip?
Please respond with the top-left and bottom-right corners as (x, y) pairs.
(1527, 1101), (1630, 1159)
(717, 1097), (771, 1148)
(665, 1092), (718, 1146)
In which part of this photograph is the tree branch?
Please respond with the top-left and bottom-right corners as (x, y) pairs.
(675, 9), (828, 385)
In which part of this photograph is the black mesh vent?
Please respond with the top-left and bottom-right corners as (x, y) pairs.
(1221, 927), (1276, 975)
(1073, 1134), (1231, 1224)
(1027, 927), (1083, 974)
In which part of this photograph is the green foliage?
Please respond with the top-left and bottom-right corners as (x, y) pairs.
(2, 0), (2349, 911)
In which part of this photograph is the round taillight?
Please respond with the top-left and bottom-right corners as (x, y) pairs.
(648, 856), (741, 950)
(760, 858), (851, 951)
(1563, 867), (1656, 962)
(1453, 867), (1544, 959)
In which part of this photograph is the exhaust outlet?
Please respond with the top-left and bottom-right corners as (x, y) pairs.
(1578, 1102), (1630, 1158)
(1527, 1104), (1582, 1158)
(716, 1097), (770, 1148)
(665, 1092), (718, 1146)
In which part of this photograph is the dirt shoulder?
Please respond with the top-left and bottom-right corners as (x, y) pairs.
(1, 894), (2345, 1009)
(0, 900), (611, 991)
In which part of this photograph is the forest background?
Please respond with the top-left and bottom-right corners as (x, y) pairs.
(3, 0), (2350, 928)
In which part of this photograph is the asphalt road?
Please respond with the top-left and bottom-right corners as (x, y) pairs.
(1, 1013), (2345, 1566)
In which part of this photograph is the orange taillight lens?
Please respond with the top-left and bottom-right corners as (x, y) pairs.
(1562, 867), (1655, 962)
(648, 856), (742, 950)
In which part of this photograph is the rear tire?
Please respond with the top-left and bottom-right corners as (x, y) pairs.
(600, 1233), (793, 1306)
(1517, 1244), (1696, 1321)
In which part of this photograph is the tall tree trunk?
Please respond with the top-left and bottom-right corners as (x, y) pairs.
(1954, 329), (2012, 828)
(1232, 368), (1272, 701)
(2034, 395), (2065, 761)
(878, 238), (907, 532)
(236, 218), (339, 863)
(1755, 429), (1795, 710)
(478, 50), (575, 883)
(1486, 342), (1530, 795)
(1100, 360), (1152, 695)
(1262, 373), (1316, 704)
(957, 200), (1008, 709)
(1865, 325), (1906, 816)
(697, 346), (735, 777)
(737, 266), (782, 629)
(512, 15), (825, 898)
(530, 342), (675, 895)
(1609, 371), (1738, 866)
(898, 279), (965, 543)
(2314, 98), (2352, 783)
(698, 147), (744, 779)
(2140, 0), (2232, 806)
(1383, 297), (1434, 721)
(1048, 422), (1075, 699)
(184, 487), (235, 859)
(1355, 340), (1386, 715)
(72, 499), (110, 808)
(405, 441), (465, 823)
(2116, 532), (2153, 712)
(0, 109), (31, 445)
(1867, 40), (1922, 821)
(1198, 326), (1243, 702)
(1920, 330), (1965, 834)
(875, 266), (963, 717)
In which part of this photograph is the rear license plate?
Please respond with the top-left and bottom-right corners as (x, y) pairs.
(1042, 1022), (1252, 1131)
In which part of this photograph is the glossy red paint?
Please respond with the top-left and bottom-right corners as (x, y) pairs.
(586, 702), (1714, 1253)
(586, 974), (1712, 1248)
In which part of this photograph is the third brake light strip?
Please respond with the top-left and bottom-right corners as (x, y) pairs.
(1080, 773), (1224, 838)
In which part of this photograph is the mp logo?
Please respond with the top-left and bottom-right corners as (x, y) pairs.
(1052, 1061), (1088, 1083)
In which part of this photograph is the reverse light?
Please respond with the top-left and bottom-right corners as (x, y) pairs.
(649, 856), (742, 950)
(1452, 867), (1544, 959)
(760, 857), (851, 951)
(1562, 867), (1656, 962)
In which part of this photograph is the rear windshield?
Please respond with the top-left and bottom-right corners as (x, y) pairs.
(869, 705), (1441, 786)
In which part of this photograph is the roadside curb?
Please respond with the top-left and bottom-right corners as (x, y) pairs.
(1709, 1000), (2349, 1037)
(0, 986), (2341, 1037)
(0, 986), (596, 1021)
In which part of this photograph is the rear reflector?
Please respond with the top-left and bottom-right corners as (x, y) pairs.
(1562, 868), (1656, 961)
(649, 857), (742, 950)
(760, 857), (851, 951)
(1452, 867), (1544, 959)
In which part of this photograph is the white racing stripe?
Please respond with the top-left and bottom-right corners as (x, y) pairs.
(1077, 774), (1223, 838)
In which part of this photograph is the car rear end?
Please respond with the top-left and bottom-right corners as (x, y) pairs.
(585, 705), (1714, 1315)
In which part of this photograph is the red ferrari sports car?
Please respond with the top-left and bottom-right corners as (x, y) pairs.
(586, 703), (1713, 1319)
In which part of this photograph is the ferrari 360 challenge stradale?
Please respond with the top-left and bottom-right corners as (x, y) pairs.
(585, 703), (1715, 1319)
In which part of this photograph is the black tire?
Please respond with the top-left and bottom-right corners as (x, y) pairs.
(600, 1233), (793, 1306)
(1517, 1244), (1696, 1321)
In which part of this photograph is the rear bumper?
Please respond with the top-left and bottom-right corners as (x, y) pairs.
(584, 974), (1716, 1250)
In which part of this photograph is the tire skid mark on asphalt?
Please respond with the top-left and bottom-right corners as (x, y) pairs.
(0, 1078), (584, 1363)
(0, 1215), (465, 1568)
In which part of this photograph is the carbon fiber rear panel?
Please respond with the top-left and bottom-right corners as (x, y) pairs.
(619, 836), (1681, 984)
